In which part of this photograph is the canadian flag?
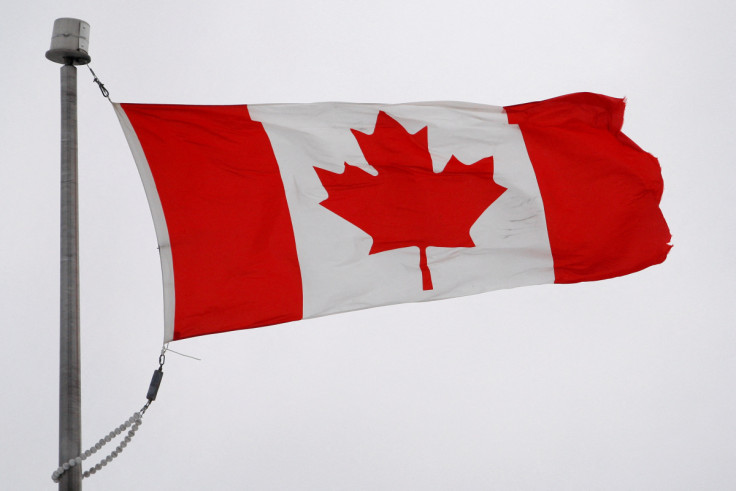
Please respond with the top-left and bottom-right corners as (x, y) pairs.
(115, 92), (671, 342)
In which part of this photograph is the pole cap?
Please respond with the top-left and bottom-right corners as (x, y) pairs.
(45, 18), (91, 65)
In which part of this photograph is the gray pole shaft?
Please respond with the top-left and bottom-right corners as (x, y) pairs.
(59, 61), (82, 491)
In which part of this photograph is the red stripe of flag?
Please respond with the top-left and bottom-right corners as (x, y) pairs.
(121, 104), (303, 340)
(505, 93), (671, 283)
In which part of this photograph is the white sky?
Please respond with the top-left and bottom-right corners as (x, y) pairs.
(3, 0), (736, 489)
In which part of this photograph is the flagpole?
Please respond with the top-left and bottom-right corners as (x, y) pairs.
(46, 18), (91, 491)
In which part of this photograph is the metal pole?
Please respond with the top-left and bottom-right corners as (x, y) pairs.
(58, 61), (82, 491)
(47, 18), (91, 491)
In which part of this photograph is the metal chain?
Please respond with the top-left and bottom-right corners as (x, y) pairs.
(51, 346), (167, 483)
(52, 410), (144, 482)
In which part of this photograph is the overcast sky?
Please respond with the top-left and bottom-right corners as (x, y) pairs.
(3, 0), (736, 489)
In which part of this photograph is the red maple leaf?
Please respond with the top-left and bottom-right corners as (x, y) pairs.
(314, 111), (506, 290)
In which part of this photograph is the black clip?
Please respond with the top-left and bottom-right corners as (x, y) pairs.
(146, 368), (164, 401)
(146, 350), (166, 402)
